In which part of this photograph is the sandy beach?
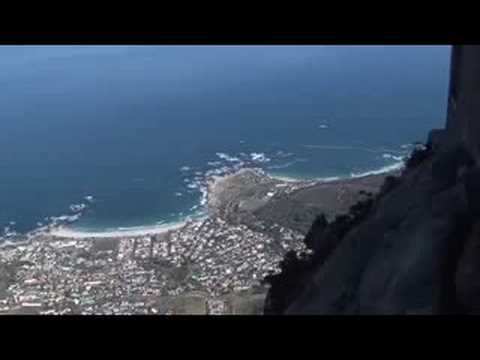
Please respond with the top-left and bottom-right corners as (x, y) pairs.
(48, 221), (190, 239)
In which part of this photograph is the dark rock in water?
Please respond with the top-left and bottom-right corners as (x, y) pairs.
(264, 45), (480, 314)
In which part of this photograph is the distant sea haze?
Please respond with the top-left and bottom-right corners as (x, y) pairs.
(0, 45), (451, 239)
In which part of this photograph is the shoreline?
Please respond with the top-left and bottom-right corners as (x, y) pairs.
(48, 220), (192, 239)
(2, 160), (405, 242)
(269, 159), (404, 183)
(0, 159), (404, 314)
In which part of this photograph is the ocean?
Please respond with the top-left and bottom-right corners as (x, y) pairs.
(0, 45), (451, 238)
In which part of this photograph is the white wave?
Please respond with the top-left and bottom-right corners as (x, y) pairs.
(216, 152), (241, 162)
(174, 192), (183, 197)
(318, 176), (341, 182)
(267, 160), (299, 170)
(275, 150), (294, 158)
(269, 174), (340, 183)
(205, 166), (231, 177)
(207, 161), (222, 167)
(187, 183), (199, 189)
(84, 195), (94, 203)
(2, 227), (17, 237)
(414, 143), (427, 151)
(350, 161), (404, 178)
(382, 153), (404, 161)
(69, 203), (87, 213)
(232, 161), (245, 169)
(318, 124), (329, 129)
(49, 213), (82, 224)
(268, 174), (305, 182)
(180, 166), (191, 172)
(199, 186), (208, 206)
(250, 153), (271, 163)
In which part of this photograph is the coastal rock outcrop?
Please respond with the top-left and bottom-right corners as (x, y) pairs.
(264, 45), (480, 314)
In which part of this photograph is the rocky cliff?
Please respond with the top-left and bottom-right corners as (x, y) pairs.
(264, 45), (480, 314)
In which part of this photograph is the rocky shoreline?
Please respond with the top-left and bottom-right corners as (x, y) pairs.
(0, 167), (398, 314)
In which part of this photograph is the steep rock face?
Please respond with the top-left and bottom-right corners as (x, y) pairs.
(264, 45), (480, 314)
(446, 46), (480, 162)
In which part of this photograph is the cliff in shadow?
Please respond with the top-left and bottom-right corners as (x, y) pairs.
(264, 45), (480, 314)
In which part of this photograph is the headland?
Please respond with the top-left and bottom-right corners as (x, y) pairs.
(0, 167), (399, 314)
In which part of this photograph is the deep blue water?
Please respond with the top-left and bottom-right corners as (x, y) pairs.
(0, 46), (451, 236)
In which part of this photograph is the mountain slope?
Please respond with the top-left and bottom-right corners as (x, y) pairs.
(264, 45), (480, 314)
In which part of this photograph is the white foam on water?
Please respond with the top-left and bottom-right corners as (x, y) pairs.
(267, 159), (303, 170)
(180, 166), (191, 171)
(270, 174), (340, 183)
(319, 176), (341, 182)
(350, 161), (405, 178)
(207, 161), (222, 167)
(69, 203), (87, 213)
(216, 152), (241, 163)
(382, 153), (404, 161)
(250, 153), (271, 163)
(199, 185), (208, 206)
(275, 150), (294, 158)
(269, 174), (306, 182)
(84, 195), (94, 203)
